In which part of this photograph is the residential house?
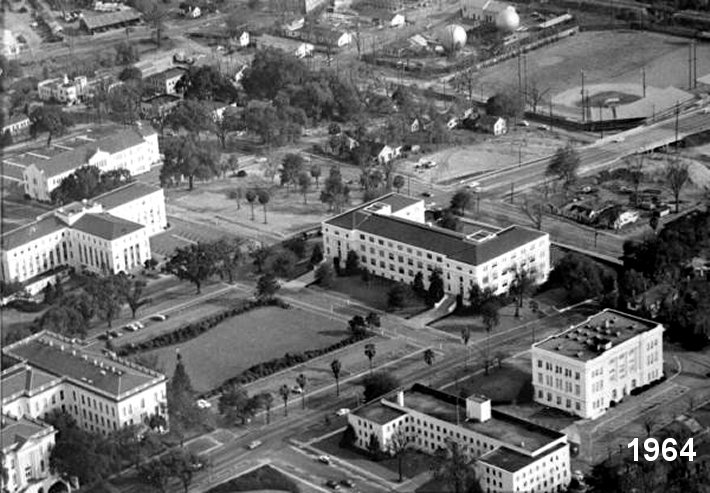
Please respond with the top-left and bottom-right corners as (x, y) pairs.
(236, 31), (250, 47)
(141, 94), (182, 119)
(349, 384), (571, 493)
(179, 3), (202, 17)
(19, 124), (160, 202)
(461, 0), (510, 23)
(2, 330), (168, 435)
(295, 42), (315, 58)
(145, 67), (186, 95)
(372, 143), (400, 164)
(626, 283), (677, 318)
(299, 26), (352, 48)
(37, 75), (89, 105)
(81, 9), (141, 34)
(476, 115), (507, 135)
(613, 210), (639, 230)
(390, 14), (406, 27)
(322, 193), (550, 299)
(532, 309), (664, 419)
(2, 114), (31, 136)
(2, 29), (21, 57)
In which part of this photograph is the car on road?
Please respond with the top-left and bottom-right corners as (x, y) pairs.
(336, 408), (350, 416)
(123, 324), (139, 332)
(189, 460), (205, 471)
(465, 181), (481, 191)
(517, 120), (530, 127)
(421, 191), (432, 197)
(248, 440), (262, 450)
(150, 314), (168, 322)
(340, 479), (355, 488)
(611, 135), (625, 143)
(325, 480), (340, 490)
(108, 330), (121, 338)
(318, 455), (331, 465)
(196, 399), (212, 409)
(291, 386), (303, 394)
(537, 124), (550, 131)
(133, 321), (145, 330)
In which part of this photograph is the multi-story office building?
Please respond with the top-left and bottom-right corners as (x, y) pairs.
(532, 309), (665, 419)
(19, 124), (159, 202)
(1, 415), (71, 493)
(322, 193), (549, 299)
(37, 75), (88, 104)
(349, 384), (570, 493)
(2, 331), (168, 435)
(1, 182), (167, 285)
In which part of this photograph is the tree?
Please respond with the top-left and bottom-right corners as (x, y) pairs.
(367, 433), (382, 459)
(450, 189), (474, 215)
(166, 243), (216, 294)
(387, 283), (408, 310)
(481, 301), (500, 375)
(423, 348), (435, 368)
(431, 440), (483, 493)
(348, 315), (368, 336)
(256, 273), (280, 300)
(412, 271), (426, 297)
(168, 353), (201, 437)
(165, 100), (213, 134)
(366, 312), (381, 328)
(279, 384), (290, 416)
(461, 326), (471, 369)
(388, 427), (410, 482)
(426, 270), (445, 307)
(165, 449), (201, 493)
(546, 144), (580, 189)
(295, 373), (307, 409)
(295, 171), (310, 204)
(627, 153), (645, 206)
(345, 249), (361, 276)
(280, 153), (305, 190)
(249, 244), (271, 274)
(258, 189), (270, 224)
(267, 250), (297, 278)
(219, 385), (256, 425)
(310, 244), (324, 266)
(649, 211), (660, 233)
(509, 267), (536, 317)
(310, 164), (322, 189)
(121, 278), (151, 319)
(29, 105), (72, 147)
(241, 47), (308, 101)
(91, 275), (125, 328)
(364, 343), (376, 374)
(210, 237), (242, 283)
(320, 166), (350, 213)
(257, 392), (274, 424)
(393, 175), (405, 193)
(36, 306), (88, 338)
(666, 157), (690, 213)
(213, 106), (244, 148)
(43, 282), (57, 304)
(137, 456), (172, 493)
(314, 262), (335, 287)
(361, 371), (400, 402)
(136, 0), (168, 49)
(115, 41), (139, 65)
(440, 209), (461, 231)
(118, 66), (142, 81)
(331, 359), (342, 396)
(160, 135), (219, 191)
(548, 253), (615, 303)
(521, 195), (545, 230)
(246, 190), (257, 221)
(486, 89), (524, 119)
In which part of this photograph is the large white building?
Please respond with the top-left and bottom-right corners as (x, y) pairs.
(1, 182), (167, 285)
(37, 75), (89, 105)
(2, 331), (168, 435)
(17, 124), (159, 202)
(349, 384), (571, 493)
(532, 309), (665, 419)
(1, 415), (71, 493)
(322, 193), (549, 299)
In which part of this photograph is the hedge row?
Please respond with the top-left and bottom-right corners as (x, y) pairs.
(6, 299), (47, 312)
(204, 331), (372, 398)
(629, 375), (667, 396)
(116, 298), (291, 357)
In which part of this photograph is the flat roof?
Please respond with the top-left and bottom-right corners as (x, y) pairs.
(93, 181), (162, 210)
(1, 415), (54, 453)
(353, 400), (407, 425)
(72, 213), (144, 240)
(478, 442), (568, 473)
(1, 365), (62, 402)
(400, 384), (564, 453)
(0, 215), (66, 250)
(4, 331), (165, 399)
(326, 195), (546, 266)
(534, 309), (661, 362)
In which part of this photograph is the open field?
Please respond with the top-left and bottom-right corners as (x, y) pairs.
(475, 31), (710, 117)
(144, 305), (351, 393)
(456, 364), (534, 404)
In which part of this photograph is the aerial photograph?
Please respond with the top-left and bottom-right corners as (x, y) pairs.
(1, 0), (710, 490)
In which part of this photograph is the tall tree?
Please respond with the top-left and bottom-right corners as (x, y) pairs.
(320, 166), (350, 213)
(91, 275), (125, 328)
(249, 244), (271, 273)
(136, 0), (168, 49)
(461, 326), (471, 369)
(450, 189), (474, 215)
(29, 105), (72, 147)
(296, 373), (307, 409)
(228, 187), (243, 210)
(310, 164), (322, 189)
(137, 456), (172, 493)
(393, 175), (405, 193)
(218, 385), (257, 425)
(364, 343), (376, 374)
(509, 267), (536, 318)
(166, 242), (217, 294)
(36, 305), (89, 338)
(280, 153), (304, 190)
(258, 189), (270, 224)
(245, 190), (257, 221)
(256, 392), (274, 424)
(361, 371), (400, 402)
(423, 348), (435, 368)
(546, 144), (580, 189)
(255, 273), (280, 300)
(480, 301), (500, 375)
(177, 65), (239, 101)
(210, 237), (242, 283)
(120, 278), (151, 319)
(330, 359), (342, 396)
(168, 353), (201, 437)
(165, 100), (213, 134)
(431, 441), (483, 493)
(160, 135), (219, 191)
(279, 384), (290, 416)
(426, 270), (445, 307)
(486, 88), (524, 119)
(388, 427), (409, 483)
(666, 157), (690, 213)
(298, 171), (311, 204)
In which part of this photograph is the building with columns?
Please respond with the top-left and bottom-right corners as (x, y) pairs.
(322, 193), (549, 300)
(532, 309), (665, 419)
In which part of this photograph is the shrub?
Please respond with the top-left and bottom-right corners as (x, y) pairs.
(236, 170), (247, 177)
(6, 299), (46, 312)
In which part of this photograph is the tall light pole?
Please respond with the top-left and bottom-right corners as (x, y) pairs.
(641, 66), (646, 98)
(580, 70), (586, 122)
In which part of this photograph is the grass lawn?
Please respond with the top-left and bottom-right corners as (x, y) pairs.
(457, 364), (533, 404)
(325, 274), (428, 317)
(144, 306), (350, 393)
(207, 464), (299, 493)
(313, 431), (432, 482)
(1, 308), (45, 342)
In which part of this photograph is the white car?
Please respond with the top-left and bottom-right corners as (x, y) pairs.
(611, 135), (625, 143)
(318, 455), (331, 465)
(336, 408), (350, 416)
(134, 321), (145, 330)
(150, 314), (167, 322)
(196, 399), (212, 409)
(123, 324), (138, 332)
(466, 181), (481, 191)
(248, 440), (262, 450)
(291, 386), (303, 394)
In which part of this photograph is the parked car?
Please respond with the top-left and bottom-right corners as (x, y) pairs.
(517, 120), (530, 127)
(150, 314), (168, 322)
(325, 480), (340, 490)
(466, 181), (481, 191)
(108, 330), (121, 338)
(196, 399), (212, 409)
(248, 440), (262, 450)
(318, 455), (332, 465)
(421, 191), (432, 197)
(291, 386), (303, 394)
(189, 460), (205, 471)
(336, 408), (350, 416)
(340, 479), (355, 488)
(133, 321), (145, 330)
(123, 324), (138, 332)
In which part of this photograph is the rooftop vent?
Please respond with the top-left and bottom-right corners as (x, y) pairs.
(576, 351), (584, 358)
(615, 331), (621, 337)
(100, 370), (106, 376)
(60, 345), (64, 351)
(556, 345), (562, 351)
(82, 355), (88, 361)
(48, 340), (54, 347)
(93, 359), (97, 366)
(71, 350), (76, 356)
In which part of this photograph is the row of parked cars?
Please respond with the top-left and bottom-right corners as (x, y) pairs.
(98, 314), (168, 340)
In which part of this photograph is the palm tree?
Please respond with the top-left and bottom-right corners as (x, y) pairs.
(258, 189), (270, 224)
(245, 190), (257, 221)
(279, 384), (290, 416)
(460, 327), (471, 369)
(509, 267), (535, 318)
(296, 373), (307, 409)
(331, 359), (342, 396)
(423, 348), (435, 367)
(364, 343), (376, 374)
(258, 392), (273, 424)
(481, 302), (500, 375)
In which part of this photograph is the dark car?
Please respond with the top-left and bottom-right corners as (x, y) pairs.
(421, 191), (432, 197)
(340, 479), (355, 488)
(325, 480), (340, 490)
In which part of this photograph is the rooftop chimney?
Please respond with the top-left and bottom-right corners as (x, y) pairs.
(396, 390), (404, 407)
(466, 394), (491, 422)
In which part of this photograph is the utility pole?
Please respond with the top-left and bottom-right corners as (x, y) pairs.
(580, 70), (585, 122)
(517, 50), (522, 98)
(641, 66), (646, 98)
(693, 40), (698, 88)
(689, 42), (693, 90)
(407, 175), (410, 196)
(509, 182), (514, 204)
(675, 100), (680, 152)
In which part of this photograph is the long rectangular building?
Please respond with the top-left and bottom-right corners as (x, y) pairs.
(349, 384), (570, 493)
(532, 309), (664, 419)
(2, 331), (168, 436)
(1, 182), (167, 285)
(322, 193), (549, 299)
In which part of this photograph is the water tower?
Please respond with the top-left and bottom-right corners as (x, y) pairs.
(496, 6), (520, 32)
(440, 24), (468, 52)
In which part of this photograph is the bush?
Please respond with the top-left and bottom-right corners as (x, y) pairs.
(6, 299), (46, 312)
(236, 170), (247, 177)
